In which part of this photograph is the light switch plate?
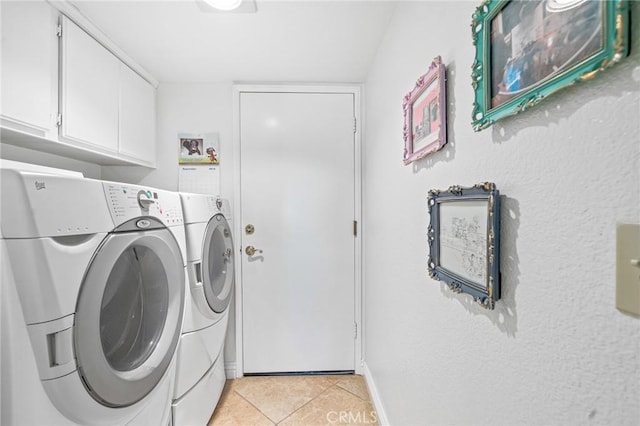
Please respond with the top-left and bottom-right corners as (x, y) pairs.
(616, 224), (640, 316)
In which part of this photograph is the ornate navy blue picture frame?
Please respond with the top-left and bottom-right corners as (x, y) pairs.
(427, 182), (501, 309)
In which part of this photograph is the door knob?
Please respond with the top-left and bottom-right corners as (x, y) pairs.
(245, 245), (263, 256)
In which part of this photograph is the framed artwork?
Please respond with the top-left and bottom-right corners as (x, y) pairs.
(403, 56), (447, 164)
(471, 0), (630, 131)
(427, 182), (501, 309)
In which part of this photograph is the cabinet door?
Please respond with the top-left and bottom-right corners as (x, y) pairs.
(119, 64), (156, 165)
(0, 1), (57, 134)
(60, 16), (119, 152)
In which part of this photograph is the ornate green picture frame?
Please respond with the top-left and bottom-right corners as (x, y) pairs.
(471, 0), (630, 131)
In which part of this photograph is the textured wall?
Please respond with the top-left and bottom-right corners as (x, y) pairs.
(363, 2), (639, 425)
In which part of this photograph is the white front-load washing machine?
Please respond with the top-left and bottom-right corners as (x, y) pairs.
(172, 193), (235, 425)
(1, 166), (186, 425)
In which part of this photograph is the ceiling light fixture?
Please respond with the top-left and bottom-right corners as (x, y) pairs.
(202, 0), (242, 11)
(196, 0), (257, 13)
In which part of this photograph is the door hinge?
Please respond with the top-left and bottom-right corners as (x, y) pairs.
(56, 113), (62, 127)
(353, 220), (358, 237)
(353, 117), (357, 134)
(354, 322), (358, 339)
(56, 24), (62, 38)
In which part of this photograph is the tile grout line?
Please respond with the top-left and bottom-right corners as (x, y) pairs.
(275, 384), (338, 425)
(231, 389), (277, 425)
(234, 376), (333, 424)
(334, 381), (374, 403)
(219, 376), (374, 425)
(232, 377), (283, 424)
(267, 376), (342, 424)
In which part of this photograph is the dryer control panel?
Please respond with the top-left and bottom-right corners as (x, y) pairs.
(180, 192), (231, 224)
(103, 182), (184, 227)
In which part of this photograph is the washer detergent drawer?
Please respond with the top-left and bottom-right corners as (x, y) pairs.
(27, 314), (76, 380)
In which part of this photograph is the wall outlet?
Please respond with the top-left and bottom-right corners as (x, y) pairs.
(616, 224), (640, 316)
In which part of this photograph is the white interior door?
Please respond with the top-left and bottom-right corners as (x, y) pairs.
(240, 91), (356, 374)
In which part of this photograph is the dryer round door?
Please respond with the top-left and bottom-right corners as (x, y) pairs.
(202, 213), (235, 313)
(74, 224), (185, 408)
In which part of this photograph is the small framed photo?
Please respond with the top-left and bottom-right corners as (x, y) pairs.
(403, 56), (447, 165)
(471, 0), (630, 131)
(427, 183), (501, 309)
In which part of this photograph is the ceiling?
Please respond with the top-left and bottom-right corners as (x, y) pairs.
(69, 0), (397, 83)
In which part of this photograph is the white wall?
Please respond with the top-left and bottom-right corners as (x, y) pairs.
(101, 82), (234, 193)
(363, 2), (639, 425)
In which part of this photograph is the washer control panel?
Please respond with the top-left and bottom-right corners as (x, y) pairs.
(104, 183), (184, 226)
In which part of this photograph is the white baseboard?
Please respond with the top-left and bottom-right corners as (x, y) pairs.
(224, 362), (236, 380)
(362, 361), (389, 426)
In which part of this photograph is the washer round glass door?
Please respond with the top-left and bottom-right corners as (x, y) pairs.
(74, 223), (185, 408)
(202, 213), (235, 313)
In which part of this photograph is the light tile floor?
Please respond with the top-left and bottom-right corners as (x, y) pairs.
(208, 375), (378, 425)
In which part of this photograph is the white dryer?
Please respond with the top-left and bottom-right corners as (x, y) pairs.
(172, 193), (235, 426)
(1, 166), (186, 425)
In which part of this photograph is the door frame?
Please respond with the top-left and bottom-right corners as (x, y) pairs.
(232, 84), (363, 377)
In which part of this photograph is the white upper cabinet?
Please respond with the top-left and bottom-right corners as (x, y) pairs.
(0, 1), (58, 135)
(118, 63), (156, 165)
(1, 2), (157, 167)
(59, 15), (120, 152)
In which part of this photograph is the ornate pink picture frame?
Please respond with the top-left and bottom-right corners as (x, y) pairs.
(403, 56), (447, 165)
